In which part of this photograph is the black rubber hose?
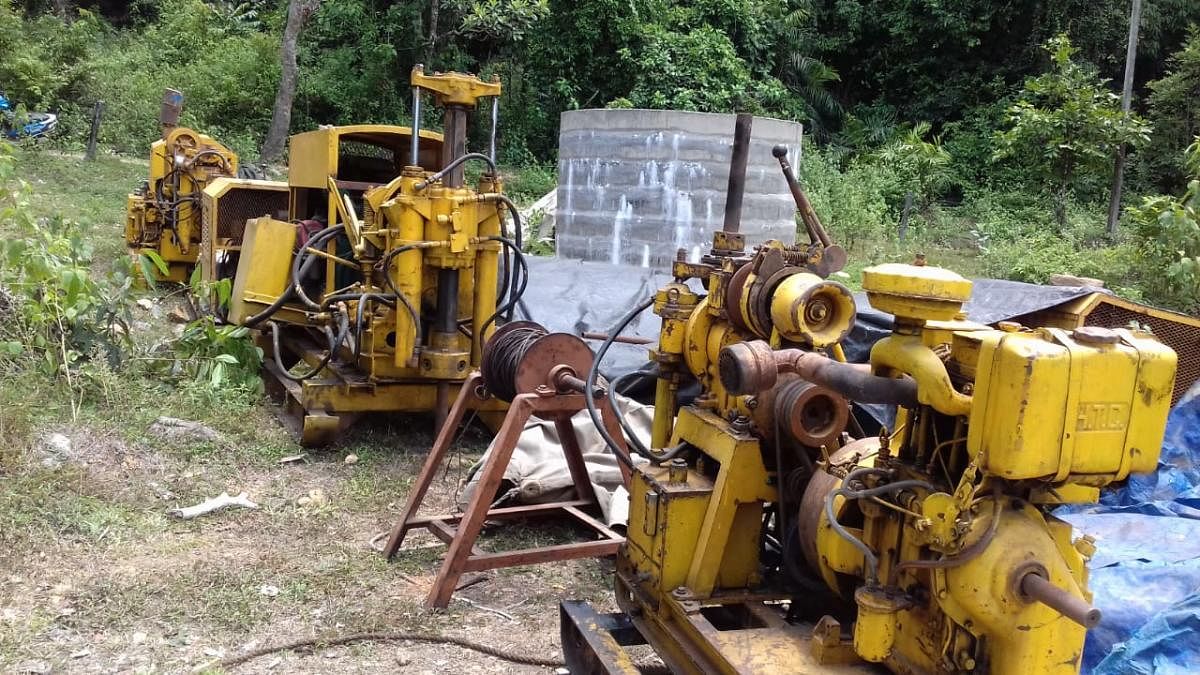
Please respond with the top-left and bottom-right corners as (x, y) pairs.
(583, 297), (654, 470)
(267, 309), (350, 382)
(289, 226), (346, 311)
(375, 245), (424, 347)
(478, 236), (527, 338)
(242, 226), (345, 327)
(415, 153), (498, 189)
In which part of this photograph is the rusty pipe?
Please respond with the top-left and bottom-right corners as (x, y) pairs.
(722, 113), (753, 233)
(555, 370), (606, 398)
(772, 145), (832, 247)
(720, 341), (919, 408)
(580, 331), (654, 345)
(1019, 572), (1102, 629)
(160, 88), (183, 140)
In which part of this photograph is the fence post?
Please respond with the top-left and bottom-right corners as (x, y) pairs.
(84, 100), (104, 161)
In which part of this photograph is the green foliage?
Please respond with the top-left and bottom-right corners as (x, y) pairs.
(0, 142), (132, 368)
(994, 35), (1152, 227)
(799, 146), (893, 249)
(160, 267), (263, 393)
(171, 319), (263, 393)
(1143, 28), (1200, 194)
(1126, 139), (1200, 313)
(0, 141), (135, 414)
(875, 122), (952, 209)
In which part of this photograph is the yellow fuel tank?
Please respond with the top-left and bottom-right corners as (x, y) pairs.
(966, 325), (1176, 484)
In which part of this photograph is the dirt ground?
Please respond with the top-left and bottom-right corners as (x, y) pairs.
(0, 418), (618, 674)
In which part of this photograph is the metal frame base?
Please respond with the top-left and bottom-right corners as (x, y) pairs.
(382, 372), (629, 607)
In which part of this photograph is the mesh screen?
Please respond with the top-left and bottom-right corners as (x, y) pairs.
(217, 188), (289, 243)
(1082, 302), (1200, 407)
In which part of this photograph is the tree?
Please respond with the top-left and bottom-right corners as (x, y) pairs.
(1145, 28), (1200, 193)
(877, 122), (952, 211)
(994, 34), (1151, 228)
(260, 0), (320, 163)
(1127, 138), (1200, 312)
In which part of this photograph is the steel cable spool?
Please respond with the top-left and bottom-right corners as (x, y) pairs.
(480, 321), (596, 402)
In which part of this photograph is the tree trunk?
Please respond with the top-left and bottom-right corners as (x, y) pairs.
(426, 0), (440, 65)
(53, 0), (71, 22)
(261, 0), (320, 163)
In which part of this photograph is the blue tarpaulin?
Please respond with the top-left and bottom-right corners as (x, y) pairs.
(1059, 383), (1200, 673)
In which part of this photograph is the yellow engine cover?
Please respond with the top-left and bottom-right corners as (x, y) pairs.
(966, 326), (1176, 484)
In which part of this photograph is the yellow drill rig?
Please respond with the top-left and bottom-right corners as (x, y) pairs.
(223, 67), (517, 445)
(562, 139), (1177, 673)
(125, 89), (286, 282)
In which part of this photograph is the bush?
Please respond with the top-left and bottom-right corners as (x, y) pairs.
(0, 141), (135, 413)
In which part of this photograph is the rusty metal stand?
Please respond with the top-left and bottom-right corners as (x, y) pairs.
(383, 371), (631, 608)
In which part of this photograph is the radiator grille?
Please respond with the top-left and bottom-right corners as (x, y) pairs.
(216, 187), (289, 243)
(1082, 302), (1200, 407)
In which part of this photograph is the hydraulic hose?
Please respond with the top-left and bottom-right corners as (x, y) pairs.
(583, 297), (654, 471)
(479, 236), (528, 337)
(290, 226), (346, 311)
(415, 153), (498, 190)
(242, 226), (345, 327)
(824, 470), (936, 584)
(267, 308), (351, 382)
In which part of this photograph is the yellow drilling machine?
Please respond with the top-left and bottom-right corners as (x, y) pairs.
(221, 67), (518, 445)
(126, 89), (288, 283)
(561, 124), (1178, 674)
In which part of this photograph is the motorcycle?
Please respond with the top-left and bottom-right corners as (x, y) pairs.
(0, 92), (58, 140)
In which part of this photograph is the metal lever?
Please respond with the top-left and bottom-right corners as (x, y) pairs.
(1019, 572), (1102, 629)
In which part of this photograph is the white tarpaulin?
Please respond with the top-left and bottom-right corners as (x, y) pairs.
(460, 394), (653, 527)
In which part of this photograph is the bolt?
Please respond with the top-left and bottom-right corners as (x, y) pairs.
(676, 248), (687, 261)
(730, 416), (752, 434)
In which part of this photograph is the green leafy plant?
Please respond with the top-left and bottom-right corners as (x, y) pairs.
(165, 266), (262, 392)
(0, 141), (134, 416)
(994, 34), (1152, 228)
(1126, 138), (1200, 313)
(876, 122), (952, 210)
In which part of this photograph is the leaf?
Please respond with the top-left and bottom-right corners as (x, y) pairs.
(214, 353), (239, 364)
(142, 250), (170, 276)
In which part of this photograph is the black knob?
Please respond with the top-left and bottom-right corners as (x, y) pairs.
(772, 145), (788, 158)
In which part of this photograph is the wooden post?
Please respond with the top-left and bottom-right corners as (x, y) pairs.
(84, 101), (104, 161)
(1106, 0), (1142, 237)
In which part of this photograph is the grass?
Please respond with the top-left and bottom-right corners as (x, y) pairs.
(0, 146), (607, 673)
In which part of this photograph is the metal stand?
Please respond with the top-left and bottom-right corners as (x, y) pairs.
(383, 371), (631, 608)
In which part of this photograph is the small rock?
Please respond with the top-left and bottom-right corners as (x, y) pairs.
(396, 652), (411, 667)
(265, 658), (283, 669)
(168, 307), (191, 323)
(343, 454), (359, 465)
(132, 631), (147, 645)
(306, 489), (328, 506)
(16, 660), (50, 674)
(259, 584), (279, 598)
(148, 417), (221, 444)
(70, 649), (91, 659)
(203, 648), (224, 658)
(136, 298), (154, 311)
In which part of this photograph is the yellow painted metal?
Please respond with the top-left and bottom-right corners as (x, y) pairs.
(286, 123), (445, 189)
(222, 73), (508, 443)
(768, 272), (856, 347)
(967, 326), (1176, 482)
(612, 256), (1177, 675)
(411, 65), (502, 107)
(228, 217), (297, 325)
(861, 262), (972, 322)
(126, 126), (239, 281)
